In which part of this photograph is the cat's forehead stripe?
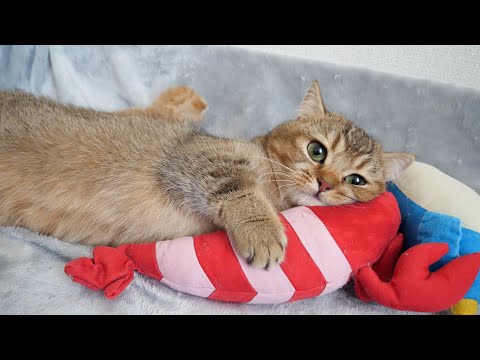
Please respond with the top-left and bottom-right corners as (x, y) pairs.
(343, 128), (376, 154)
(329, 132), (341, 151)
(355, 156), (373, 170)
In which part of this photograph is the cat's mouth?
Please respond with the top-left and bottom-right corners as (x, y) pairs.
(316, 192), (332, 206)
(275, 179), (337, 207)
(290, 188), (357, 207)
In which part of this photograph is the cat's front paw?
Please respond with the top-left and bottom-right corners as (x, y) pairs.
(232, 217), (287, 270)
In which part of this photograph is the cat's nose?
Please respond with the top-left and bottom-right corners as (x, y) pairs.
(317, 179), (333, 193)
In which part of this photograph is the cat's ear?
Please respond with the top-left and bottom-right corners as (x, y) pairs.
(299, 80), (327, 117)
(383, 152), (416, 181)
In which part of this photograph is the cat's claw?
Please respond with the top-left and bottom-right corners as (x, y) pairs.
(247, 252), (255, 265)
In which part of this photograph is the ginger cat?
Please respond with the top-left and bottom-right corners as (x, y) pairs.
(0, 81), (414, 269)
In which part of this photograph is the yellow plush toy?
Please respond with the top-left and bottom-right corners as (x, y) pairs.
(388, 162), (480, 315)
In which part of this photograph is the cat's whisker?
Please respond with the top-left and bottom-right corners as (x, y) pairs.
(340, 197), (366, 210)
(258, 171), (299, 183)
(341, 199), (361, 207)
(245, 155), (297, 174)
(338, 193), (359, 202)
(259, 179), (298, 184)
(258, 171), (295, 179)
(260, 182), (297, 189)
(275, 183), (298, 191)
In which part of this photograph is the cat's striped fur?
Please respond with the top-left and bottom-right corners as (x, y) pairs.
(0, 81), (414, 269)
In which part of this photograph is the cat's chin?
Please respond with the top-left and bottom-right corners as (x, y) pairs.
(289, 192), (329, 207)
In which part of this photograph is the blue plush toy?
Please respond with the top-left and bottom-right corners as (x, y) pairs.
(388, 161), (480, 315)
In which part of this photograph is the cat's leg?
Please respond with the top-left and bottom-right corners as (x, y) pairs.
(116, 85), (208, 123)
(211, 189), (287, 270)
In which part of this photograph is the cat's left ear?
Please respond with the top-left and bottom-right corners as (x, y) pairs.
(383, 152), (416, 181)
(299, 80), (327, 117)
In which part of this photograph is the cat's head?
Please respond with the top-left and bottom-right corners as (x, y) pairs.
(263, 80), (415, 207)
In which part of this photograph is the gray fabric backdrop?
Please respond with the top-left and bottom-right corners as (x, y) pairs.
(0, 45), (478, 314)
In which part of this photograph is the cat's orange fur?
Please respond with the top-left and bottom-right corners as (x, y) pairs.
(0, 82), (414, 269)
(116, 85), (208, 123)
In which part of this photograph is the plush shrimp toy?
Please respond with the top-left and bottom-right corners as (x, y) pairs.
(65, 192), (480, 312)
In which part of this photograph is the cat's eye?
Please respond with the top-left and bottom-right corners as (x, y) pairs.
(345, 174), (367, 186)
(307, 141), (327, 163)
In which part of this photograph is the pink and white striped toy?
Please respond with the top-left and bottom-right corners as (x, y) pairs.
(65, 192), (480, 311)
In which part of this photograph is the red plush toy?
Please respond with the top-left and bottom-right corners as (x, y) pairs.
(65, 192), (480, 312)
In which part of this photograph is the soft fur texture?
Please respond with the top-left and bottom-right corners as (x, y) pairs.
(1, 45), (478, 315)
(0, 81), (412, 270)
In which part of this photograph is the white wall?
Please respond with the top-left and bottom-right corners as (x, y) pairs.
(236, 45), (480, 90)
